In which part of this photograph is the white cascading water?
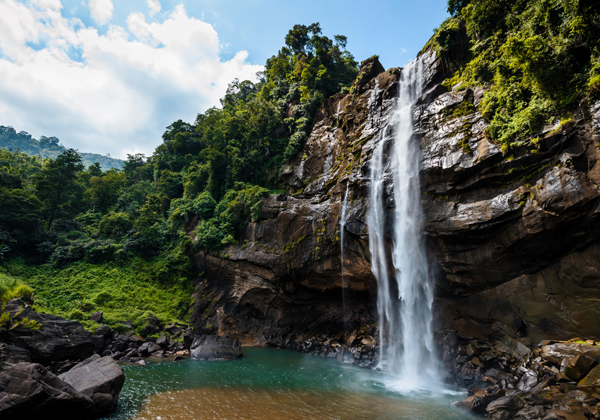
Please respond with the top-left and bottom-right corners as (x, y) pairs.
(367, 55), (439, 391)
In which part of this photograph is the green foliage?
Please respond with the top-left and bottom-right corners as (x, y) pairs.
(0, 273), (34, 307)
(442, 100), (476, 118)
(439, 0), (600, 150)
(98, 212), (133, 238)
(195, 183), (268, 252)
(422, 16), (469, 72)
(33, 149), (85, 230)
(85, 168), (126, 212)
(0, 149), (42, 180)
(0, 187), (42, 254)
(3, 259), (193, 333)
(50, 239), (121, 267)
(168, 191), (217, 228)
(153, 23), (357, 199)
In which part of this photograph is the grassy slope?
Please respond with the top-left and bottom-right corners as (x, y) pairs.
(1, 258), (194, 334)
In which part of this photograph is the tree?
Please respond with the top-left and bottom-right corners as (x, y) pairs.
(87, 169), (126, 212)
(33, 149), (84, 230)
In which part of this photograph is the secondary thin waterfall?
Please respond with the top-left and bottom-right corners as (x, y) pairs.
(340, 185), (350, 334)
(367, 55), (439, 390)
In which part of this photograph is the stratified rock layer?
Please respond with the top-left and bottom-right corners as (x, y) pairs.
(190, 50), (600, 354)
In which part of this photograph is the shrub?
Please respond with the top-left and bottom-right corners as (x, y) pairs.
(435, 0), (600, 151)
(98, 212), (133, 237)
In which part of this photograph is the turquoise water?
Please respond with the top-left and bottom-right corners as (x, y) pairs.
(101, 347), (475, 420)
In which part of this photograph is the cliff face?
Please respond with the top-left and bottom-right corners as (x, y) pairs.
(420, 79), (600, 346)
(190, 50), (600, 348)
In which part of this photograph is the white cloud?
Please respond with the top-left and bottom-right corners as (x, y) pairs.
(0, 1), (262, 159)
(147, 0), (161, 16)
(89, 0), (113, 25)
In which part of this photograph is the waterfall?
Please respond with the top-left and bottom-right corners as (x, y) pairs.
(367, 55), (439, 391)
(340, 185), (350, 334)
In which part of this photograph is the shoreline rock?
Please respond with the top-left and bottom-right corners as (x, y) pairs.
(190, 335), (242, 360)
(0, 301), (125, 419)
(59, 355), (124, 415)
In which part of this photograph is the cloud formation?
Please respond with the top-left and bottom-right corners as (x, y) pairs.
(0, 0), (262, 159)
(88, 0), (113, 25)
(147, 0), (161, 16)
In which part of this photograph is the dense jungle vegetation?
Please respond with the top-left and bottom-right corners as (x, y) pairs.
(431, 0), (600, 152)
(0, 23), (358, 332)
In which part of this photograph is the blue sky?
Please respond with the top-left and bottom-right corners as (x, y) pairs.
(0, 0), (448, 159)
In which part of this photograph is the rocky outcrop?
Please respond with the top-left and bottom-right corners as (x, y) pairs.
(420, 86), (600, 346)
(0, 354), (124, 420)
(96, 324), (194, 362)
(452, 339), (600, 419)
(0, 300), (93, 368)
(59, 355), (125, 414)
(0, 302), (125, 418)
(190, 46), (600, 386)
(0, 362), (94, 420)
(190, 335), (242, 360)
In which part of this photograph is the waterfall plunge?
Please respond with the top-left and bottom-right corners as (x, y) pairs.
(367, 55), (439, 391)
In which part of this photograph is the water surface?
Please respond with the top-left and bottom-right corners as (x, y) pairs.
(101, 347), (474, 420)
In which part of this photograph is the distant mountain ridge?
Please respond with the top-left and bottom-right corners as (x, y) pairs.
(0, 126), (123, 170)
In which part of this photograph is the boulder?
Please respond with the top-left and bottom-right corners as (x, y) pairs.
(578, 364), (600, 387)
(141, 315), (164, 337)
(542, 343), (600, 366)
(455, 388), (505, 414)
(113, 335), (128, 351)
(156, 335), (169, 348)
(128, 335), (144, 348)
(58, 354), (124, 415)
(560, 354), (594, 381)
(190, 335), (242, 360)
(90, 312), (103, 322)
(0, 362), (93, 420)
(4, 303), (93, 363)
(165, 324), (182, 336)
(119, 320), (132, 329)
(138, 342), (161, 356)
(91, 335), (105, 354)
(94, 325), (112, 338)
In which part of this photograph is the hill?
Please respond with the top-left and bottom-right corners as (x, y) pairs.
(0, 126), (123, 170)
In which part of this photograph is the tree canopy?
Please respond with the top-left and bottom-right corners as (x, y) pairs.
(0, 23), (359, 262)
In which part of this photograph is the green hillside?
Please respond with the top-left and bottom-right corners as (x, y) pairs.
(0, 126), (124, 170)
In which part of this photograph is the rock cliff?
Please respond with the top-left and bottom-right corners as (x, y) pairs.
(190, 50), (600, 353)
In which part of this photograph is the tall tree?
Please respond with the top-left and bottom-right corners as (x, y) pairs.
(34, 149), (84, 230)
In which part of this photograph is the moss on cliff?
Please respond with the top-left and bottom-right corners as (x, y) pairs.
(433, 0), (600, 153)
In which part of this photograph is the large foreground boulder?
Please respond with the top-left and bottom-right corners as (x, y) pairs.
(190, 335), (242, 360)
(59, 354), (125, 414)
(0, 363), (93, 420)
(3, 300), (94, 364)
(0, 355), (124, 419)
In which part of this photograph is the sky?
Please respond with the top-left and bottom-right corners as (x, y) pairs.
(0, 0), (449, 160)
